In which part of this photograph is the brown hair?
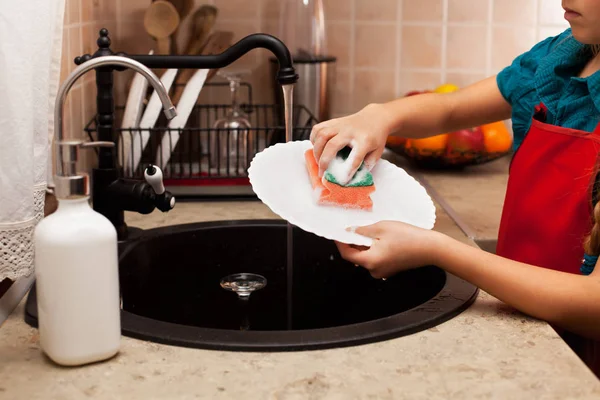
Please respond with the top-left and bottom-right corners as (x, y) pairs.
(584, 200), (600, 255)
(582, 45), (600, 255)
(585, 166), (600, 256)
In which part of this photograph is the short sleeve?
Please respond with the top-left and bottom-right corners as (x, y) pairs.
(497, 29), (572, 105)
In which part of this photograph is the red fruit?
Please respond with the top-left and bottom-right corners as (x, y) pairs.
(445, 127), (485, 162)
(405, 90), (431, 97)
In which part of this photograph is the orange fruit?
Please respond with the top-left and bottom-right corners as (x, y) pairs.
(386, 136), (407, 147)
(481, 121), (512, 153)
(407, 134), (448, 155)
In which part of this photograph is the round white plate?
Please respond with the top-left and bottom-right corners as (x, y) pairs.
(248, 140), (436, 246)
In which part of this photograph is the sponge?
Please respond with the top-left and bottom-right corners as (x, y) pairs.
(305, 149), (375, 210)
(323, 146), (374, 187)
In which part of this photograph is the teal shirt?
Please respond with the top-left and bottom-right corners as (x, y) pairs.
(497, 28), (600, 150)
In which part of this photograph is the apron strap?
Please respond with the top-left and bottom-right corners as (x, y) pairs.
(533, 103), (548, 122)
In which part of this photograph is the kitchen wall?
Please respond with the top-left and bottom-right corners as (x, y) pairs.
(61, 0), (569, 133)
(326, 0), (569, 117)
(62, 0), (117, 140)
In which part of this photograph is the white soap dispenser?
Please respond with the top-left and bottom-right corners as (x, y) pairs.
(34, 140), (121, 366)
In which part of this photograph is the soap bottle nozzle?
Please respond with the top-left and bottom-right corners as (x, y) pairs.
(54, 140), (115, 200)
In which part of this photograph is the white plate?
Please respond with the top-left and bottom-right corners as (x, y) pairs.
(248, 140), (437, 246)
(156, 68), (209, 170)
(132, 68), (178, 173)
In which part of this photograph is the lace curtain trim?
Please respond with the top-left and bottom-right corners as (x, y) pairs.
(0, 185), (46, 280)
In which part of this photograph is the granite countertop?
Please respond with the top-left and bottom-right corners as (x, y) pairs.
(413, 156), (510, 240)
(2, 156), (600, 399)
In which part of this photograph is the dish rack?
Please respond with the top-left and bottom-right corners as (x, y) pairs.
(84, 82), (319, 196)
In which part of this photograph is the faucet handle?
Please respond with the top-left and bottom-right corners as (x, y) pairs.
(144, 164), (175, 212)
(144, 164), (165, 194)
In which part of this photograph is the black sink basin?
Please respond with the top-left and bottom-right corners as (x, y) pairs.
(25, 220), (478, 351)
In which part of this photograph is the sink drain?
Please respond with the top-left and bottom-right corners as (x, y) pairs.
(220, 273), (267, 300)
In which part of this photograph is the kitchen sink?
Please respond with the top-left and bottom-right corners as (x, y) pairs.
(25, 220), (478, 351)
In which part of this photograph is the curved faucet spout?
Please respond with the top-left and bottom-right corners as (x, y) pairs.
(54, 55), (176, 144)
(129, 34), (299, 85)
(53, 55), (177, 177)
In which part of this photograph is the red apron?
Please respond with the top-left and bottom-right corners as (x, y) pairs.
(496, 103), (600, 376)
(496, 103), (600, 274)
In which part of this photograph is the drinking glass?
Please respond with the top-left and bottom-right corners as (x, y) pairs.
(210, 70), (254, 175)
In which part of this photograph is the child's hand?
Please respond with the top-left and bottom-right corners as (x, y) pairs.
(310, 104), (393, 182)
(336, 221), (444, 279)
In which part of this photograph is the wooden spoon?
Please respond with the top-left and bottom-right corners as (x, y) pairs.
(166, 0), (194, 54)
(144, 0), (180, 55)
(184, 5), (218, 56)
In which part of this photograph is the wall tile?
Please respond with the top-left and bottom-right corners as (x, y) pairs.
(214, 0), (260, 19)
(493, 0), (536, 25)
(355, 0), (397, 22)
(261, 0), (282, 20)
(326, 22), (351, 67)
(82, 24), (95, 56)
(68, 25), (82, 75)
(400, 25), (442, 68)
(83, 80), (97, 127)
(100, 0), (118, 22)
(446, 26), (487, 70)
(402, 0), (443, 22)
(331, 68), (351, 116)
(448, 0), (489, 23)
(537, 25), (569, 41)
(355, 23), (396, 68)
(81, 0), (92, 21)
(324, 0), (352, 21)
(119, 0), (150, 21)
(115, 21), (153, 55)
(69, 85), (83, 138)
(539, 0), (566, 25)
(445, 72), (487, 89)
(67, 0), (80, 25)
(398, 70), (442, 95)
(60, 28), (70, 84)
(492, 26), (536, 71)
(353, 70), (396, 111)
(261, 19), (280, 37)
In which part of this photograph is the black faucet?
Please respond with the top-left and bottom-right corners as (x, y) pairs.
(75, 29), (298, 241)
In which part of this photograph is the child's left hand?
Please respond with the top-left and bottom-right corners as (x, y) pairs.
(336, 221), (444, 279)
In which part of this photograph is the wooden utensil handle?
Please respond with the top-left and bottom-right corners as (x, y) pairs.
(157, 37), (171, 55)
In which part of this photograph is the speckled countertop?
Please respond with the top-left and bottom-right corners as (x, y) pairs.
(1, 155), (600, 399)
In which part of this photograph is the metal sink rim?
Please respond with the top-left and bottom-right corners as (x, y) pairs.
(24, 219), (479, 352)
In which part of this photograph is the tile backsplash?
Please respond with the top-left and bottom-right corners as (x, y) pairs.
(62, 0), (117, 169)
(61, 0), (568, 134)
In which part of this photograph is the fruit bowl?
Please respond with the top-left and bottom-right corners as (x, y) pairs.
(391, 145), (510, 169)
(386, 84), (514, 169)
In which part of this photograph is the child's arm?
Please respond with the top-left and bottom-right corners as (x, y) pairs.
(311, 76), (512, 183)
(380, 76), (513, 139)
(436, 235), (600, 339)
(337, 222), (600, 340)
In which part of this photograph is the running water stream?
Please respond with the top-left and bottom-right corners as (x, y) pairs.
(282, 83), (294, 329)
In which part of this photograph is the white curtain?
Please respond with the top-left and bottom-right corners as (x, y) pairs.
(0, 0), (66, 280)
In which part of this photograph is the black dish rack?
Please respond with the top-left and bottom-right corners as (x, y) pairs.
(85, 81), (319, 196)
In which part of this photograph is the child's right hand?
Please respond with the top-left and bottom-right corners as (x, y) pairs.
(309, 104), (394, 184)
